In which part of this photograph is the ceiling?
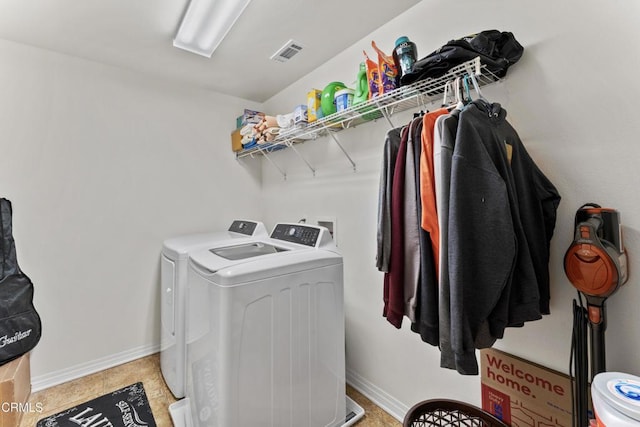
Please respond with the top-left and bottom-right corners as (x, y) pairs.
(0, 0), (420, 102)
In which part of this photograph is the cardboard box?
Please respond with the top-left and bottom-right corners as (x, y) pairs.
(236, 109), (264, 129)
(231, 128), (243, 152)
(307, 89), (323, 122)
(0, 353), (31, 427)
(480, 348), (573, 426)
(293, 104), (307, 127)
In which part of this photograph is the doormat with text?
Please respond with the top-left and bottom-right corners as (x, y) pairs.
(36, 382), (157, 427)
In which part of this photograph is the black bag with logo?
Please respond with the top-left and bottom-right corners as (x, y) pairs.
(400, 30), (524, 86)
(0, 198), (41, 365)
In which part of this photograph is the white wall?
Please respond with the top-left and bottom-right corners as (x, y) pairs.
(4, 0), (640, 419)
(261, 0), (640, 418)
(0, 39), (263, 386)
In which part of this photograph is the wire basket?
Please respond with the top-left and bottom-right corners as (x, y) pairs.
(403, 399), (509, 427)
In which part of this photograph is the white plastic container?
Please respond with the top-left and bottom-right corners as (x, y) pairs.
(592, 372), (640, 426)
(335, 88), (354, 112)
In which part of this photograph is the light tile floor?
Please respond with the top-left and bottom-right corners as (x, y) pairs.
(19, 353), (402, 426)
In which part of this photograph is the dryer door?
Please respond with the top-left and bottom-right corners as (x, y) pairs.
(210, 242), (288, 260)
(161, 254), (176, 337)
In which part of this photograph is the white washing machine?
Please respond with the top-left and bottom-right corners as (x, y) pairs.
(169, 223), (364, 427)
(160, 219), (268, 399)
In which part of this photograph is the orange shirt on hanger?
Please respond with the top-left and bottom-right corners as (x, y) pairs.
(420, 108), (449, 280)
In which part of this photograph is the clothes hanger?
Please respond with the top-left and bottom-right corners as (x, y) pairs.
(413, 105), (429, 119)
(413, 94), (431, 118)
(454, 77), (465, 110)
(441, 82), (449, 107)
(463, 75), (472, 102)
(468, 72), (487, 101)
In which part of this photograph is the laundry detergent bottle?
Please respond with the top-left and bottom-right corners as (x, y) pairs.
(353, 62), (369, 106)
(353, 61), (377, 121)
(393, 36), (418, 84)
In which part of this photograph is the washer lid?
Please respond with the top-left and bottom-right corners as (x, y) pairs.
(162, 220), (267, 259)
(593, 372), (640, 421)
(188, 241), (341, 283)
(211, 242), (289, 260)
(212, 250), (342, 285)
(188, 239), (287, 274)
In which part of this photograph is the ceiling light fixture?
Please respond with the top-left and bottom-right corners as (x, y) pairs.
(173, 0), (253, 58)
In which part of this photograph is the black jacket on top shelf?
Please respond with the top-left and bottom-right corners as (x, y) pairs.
(400, 30), (524, 85)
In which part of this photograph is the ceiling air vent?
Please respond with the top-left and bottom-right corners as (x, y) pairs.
(270, 39), (303, 63)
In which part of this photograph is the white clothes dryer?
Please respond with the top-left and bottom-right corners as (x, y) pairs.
(160, 220), (268, 399)
(169, 223), (364, 427)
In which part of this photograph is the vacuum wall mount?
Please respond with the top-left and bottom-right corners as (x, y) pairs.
(564, 203), (629, 426)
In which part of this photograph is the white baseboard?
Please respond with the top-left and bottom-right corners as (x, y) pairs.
(31, 343), (160, 392)
(346, 368), (409, 422)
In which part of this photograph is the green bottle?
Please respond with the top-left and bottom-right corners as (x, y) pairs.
(353, 62), (369, 106)
(353, 62), (377, 120)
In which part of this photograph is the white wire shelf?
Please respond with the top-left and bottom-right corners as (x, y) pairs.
(235, 57), (502, 177)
